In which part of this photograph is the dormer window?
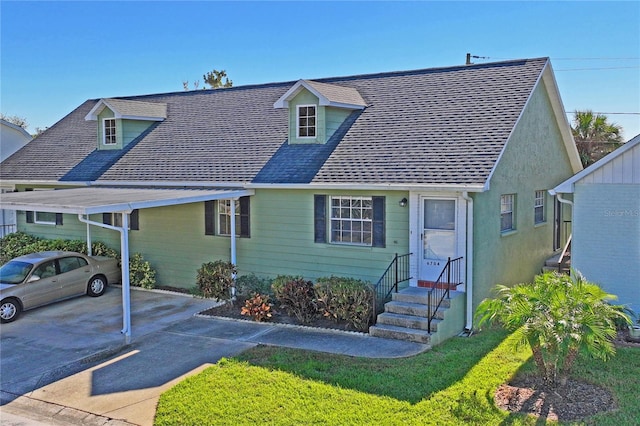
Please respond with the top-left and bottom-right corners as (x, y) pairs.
(274, 80), (366, 145)
(103, 118), (117, 145)
(297, 105), (316, 138)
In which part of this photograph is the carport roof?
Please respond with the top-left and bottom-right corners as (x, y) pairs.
(0, 187), (253, 214)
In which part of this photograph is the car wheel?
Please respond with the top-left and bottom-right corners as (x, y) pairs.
(0, 298), (21, 323)
(87, 275), (107, 297)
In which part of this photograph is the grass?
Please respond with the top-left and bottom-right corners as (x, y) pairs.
(154, 329), (640, 425)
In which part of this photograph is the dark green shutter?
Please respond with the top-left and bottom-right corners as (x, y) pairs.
(314, 195), (327, 243)
(130, 210), (139, 231)
(204, 201), (215, 235)
(25, 188), (34, 223)
(239, 197), (250, 237)
(372, 196), (385, 248)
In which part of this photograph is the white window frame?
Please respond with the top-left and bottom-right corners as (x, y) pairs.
(103, 118), (117, 145)
(534, 190), (546, 224)
(34, 211), (57, 225)
(296, 105), (317, 138)
(218, 200), (240, 236)
(330, 196), (373, 246)
(33, 189), (57, 225)
(500, 194), (516, 233)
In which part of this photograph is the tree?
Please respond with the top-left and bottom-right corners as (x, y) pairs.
(476, 272), (630, 389)
(203, 69), (232, 89)
(0, 113), (28, 130)
(571, 110), (623, 167)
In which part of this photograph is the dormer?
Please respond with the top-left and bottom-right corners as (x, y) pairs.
(85, 98), (167, 150)
(274, 80), (366, 144)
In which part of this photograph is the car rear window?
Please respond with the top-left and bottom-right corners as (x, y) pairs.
(59, 256), (88, 274)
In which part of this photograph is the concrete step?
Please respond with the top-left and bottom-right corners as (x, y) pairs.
(369, 323), (433, 345)
(392, 288), (461, 308)
(384, 300), (445, 320)
(376, 312), (439, 332)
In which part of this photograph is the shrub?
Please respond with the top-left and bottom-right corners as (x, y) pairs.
(129, 253), (156, 289)
(91, 242), (119, 258)
(196, 260), (237, 300)
(476, 271), (631, 388)
(0, 232), (119, 264)
(236, 274), (273, 298)
(271, 275), (302, 299)
(273, 277), (317, 324)
(315, 276), (375, 331)
(240, 293), (273, 322)
(0, 232), (40, 263)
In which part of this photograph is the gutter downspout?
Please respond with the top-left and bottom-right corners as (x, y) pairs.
(78, 212), (132, 344)
(554, 192), (573, 207)
(462, 191), (474, 332)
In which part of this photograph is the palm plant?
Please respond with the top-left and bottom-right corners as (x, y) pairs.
(571, 110), (623, 167)
(476, 271), (630, 388)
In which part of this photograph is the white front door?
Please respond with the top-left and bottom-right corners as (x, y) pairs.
(420, 198), (457, 281)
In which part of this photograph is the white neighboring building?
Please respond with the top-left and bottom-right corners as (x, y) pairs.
(552, 134), (640, 316)
(1, 119), (33, 237)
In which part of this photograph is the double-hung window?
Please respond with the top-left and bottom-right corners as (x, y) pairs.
(500, 194), (516, 232)
(330, 196), (373, 245)
(218, 200), (240, 236)
(102, 210), (140, 230)
(534, 190), (546, 224)
(103, 118), (116, 145)
(204, 197), (250, 237)
(297, 105), (316, 138)
(314, 195), (385, 247)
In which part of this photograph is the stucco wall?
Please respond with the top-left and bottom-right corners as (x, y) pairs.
(572, 183), (640, 313)
(471, 79), (576, 311)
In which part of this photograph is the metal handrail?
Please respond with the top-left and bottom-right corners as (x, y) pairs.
(372, 253), (412, 319)
(427, 257), (463, 331)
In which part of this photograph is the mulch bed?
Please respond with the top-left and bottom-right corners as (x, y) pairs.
(197, 297), (363, 332)
(494, 329), (639, 421)
(494, 376), (616, 421)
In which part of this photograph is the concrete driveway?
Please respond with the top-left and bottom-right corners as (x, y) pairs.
(0, 286), (255, 425)
(0, 285), (429, 425)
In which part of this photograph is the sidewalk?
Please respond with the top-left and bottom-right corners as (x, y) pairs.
(2, 311), (429, 426)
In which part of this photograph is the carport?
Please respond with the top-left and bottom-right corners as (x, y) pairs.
(0, 186), (253, 343)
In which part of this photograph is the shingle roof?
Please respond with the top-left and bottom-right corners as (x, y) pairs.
(0, 58), (550, 186)
(95, 98), (167, 118)
(304, 80), (367, 108)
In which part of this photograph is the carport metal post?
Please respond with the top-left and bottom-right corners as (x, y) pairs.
(78, 212), (132, 344)
(230, 198), (237, 299)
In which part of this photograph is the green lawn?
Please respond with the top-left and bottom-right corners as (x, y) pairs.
(155, 329), (640, 425)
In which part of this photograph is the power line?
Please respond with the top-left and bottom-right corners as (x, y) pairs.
(476, 56), (639, 61)
(556, 66), (640, 71)
(564, 112), (640, 115)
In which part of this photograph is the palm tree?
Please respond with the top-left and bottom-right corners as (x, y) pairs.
(476, 272), (630, 388)
(571, 110), (623, 167)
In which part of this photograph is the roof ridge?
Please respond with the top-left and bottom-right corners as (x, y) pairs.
(88, 57), (548, 102)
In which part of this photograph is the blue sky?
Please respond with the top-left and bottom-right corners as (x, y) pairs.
(2, 1), (639, 139)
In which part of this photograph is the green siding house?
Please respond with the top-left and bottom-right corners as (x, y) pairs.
(552, 134), (640, 317)
(0, 58), (582, 344)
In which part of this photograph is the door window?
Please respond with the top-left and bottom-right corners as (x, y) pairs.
(33, 260), (57, 279)
(424, 199), (456, 260)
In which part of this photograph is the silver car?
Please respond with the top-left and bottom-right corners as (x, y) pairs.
(0, 251), (121, 323)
